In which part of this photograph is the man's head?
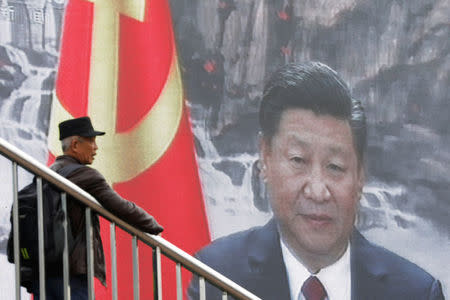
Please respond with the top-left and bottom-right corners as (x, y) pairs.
(58, 117), (105, 165)
(259, 62), (366, 272)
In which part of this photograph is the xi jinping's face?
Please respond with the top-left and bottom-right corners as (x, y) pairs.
(261, 108), (364, 271)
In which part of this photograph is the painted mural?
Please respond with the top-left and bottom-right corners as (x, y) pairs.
(0, 0), (448, 298)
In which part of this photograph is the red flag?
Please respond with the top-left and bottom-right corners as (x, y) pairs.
(48, 0), (211, 298)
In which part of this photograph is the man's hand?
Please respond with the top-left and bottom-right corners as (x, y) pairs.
(148, 217), (164, 235)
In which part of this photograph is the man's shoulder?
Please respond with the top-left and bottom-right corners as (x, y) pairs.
(353, 231), (442, 295)
(191, 220), (280, 298)
(196, 221), (274, 268)
(197, 226), (261, 260)
(53, 156), (104, 181)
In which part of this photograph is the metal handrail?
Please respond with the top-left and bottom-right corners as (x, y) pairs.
(0, 137), (261, 300)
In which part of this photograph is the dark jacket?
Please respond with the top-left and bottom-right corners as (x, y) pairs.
(51, 155), (163, 285)
(188, 219), (444, 300)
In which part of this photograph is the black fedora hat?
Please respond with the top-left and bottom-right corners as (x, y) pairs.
(58, 116), (105, 140)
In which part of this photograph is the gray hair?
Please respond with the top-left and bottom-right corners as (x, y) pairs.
(61, 136), (81, 152)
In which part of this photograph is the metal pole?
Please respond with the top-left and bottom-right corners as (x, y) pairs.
(85, 208), (94, 300)
(110, 223), (118, 300)
(199, 276), (206, 300)
(132, 236), (140, 300)
(153, 247), (162, 300)
(12, 162), (21, 300)
(222, 291), (228, 300)
(36, 177), (46, 300)
(61, 192), (71, 300)
(176, 263), (182, 300)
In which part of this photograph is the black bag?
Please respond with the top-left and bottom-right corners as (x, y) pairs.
(6, 164), (83, 286)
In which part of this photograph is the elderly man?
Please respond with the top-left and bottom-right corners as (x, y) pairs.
(30, 116), (163, 300)
(188, 62), (444, 300)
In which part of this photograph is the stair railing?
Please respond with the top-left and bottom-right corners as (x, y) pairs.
(0, 137), (261, 300)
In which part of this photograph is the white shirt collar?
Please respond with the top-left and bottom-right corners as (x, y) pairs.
(280, 237), (352, 300)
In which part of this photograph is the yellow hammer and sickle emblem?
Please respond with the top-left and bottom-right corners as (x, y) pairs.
(48, 0), (183, 184)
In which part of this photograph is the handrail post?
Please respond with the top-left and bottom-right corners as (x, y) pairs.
(153, 247), (162, 300)
(61, 192), (71, 300)
(199, 276), (206, 300)
(222, 291), (228, 300)
(176, 263), (182, 300)
(132, 236), (140, 300)
(12, 162), (21, 300)
(85, 207), (95, 300)
(36, 177), (46, 300)
(110, 223), (118, 300)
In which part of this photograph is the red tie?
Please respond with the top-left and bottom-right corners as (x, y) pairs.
(301, 276), (328, 300)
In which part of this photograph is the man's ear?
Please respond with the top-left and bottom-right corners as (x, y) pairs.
(259, 134), (268, 164)
(70, 137), (80, 153)
(259, 134), (271, 180)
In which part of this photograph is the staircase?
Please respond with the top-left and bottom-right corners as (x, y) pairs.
(0, 137), (261, 300)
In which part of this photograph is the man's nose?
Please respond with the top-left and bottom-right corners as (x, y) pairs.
(302, 168), (331, 202)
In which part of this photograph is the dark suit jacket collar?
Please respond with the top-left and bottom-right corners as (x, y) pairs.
(247, 221), (390, 300)
(247, 219), (291, 300)
(350, 229), (388, 300)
